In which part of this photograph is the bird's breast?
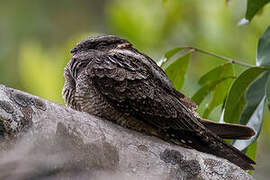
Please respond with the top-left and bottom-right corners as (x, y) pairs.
(75, 72), (126, 123)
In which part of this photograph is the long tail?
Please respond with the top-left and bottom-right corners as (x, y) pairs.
(198, 118), (256, 140)
(170, 127), (255, 170)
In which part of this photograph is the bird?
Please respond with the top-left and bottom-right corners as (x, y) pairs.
(62, 35), (256, 170)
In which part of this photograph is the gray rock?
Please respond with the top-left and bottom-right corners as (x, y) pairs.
(0, 84), (254, 180)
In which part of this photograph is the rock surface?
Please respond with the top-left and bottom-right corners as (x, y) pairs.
(0, 84), (254, 180)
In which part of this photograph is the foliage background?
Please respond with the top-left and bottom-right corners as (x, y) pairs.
(0, 0), (270, 178)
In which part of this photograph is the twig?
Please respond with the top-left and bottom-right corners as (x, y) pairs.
(183, 46), (257, 68)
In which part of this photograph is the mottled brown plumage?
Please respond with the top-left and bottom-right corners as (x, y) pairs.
(62, 35), (255, 170)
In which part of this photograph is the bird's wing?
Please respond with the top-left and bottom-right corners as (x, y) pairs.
(86, 51), (201, 131)
(84, 50), (255, 170)
(172, 90), (198, 111)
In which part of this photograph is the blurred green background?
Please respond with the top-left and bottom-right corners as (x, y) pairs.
(0, 0), (270, 178)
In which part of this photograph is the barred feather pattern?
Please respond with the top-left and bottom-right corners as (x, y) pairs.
(63, 55), (165, 138)
(62, 35), (255, 170)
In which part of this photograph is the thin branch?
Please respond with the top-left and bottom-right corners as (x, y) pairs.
(184, 46), (257, 68)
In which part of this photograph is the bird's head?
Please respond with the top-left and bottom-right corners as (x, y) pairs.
(70, 35), (132, 54)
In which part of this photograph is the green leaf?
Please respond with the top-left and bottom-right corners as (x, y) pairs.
(203, 78), (234, 118)
(257, 26), (270, 67)
(240, 72), (269, 124)
(192, 64), (235, 118)
(164, 53), (190, 91)
(245, 0), (270, 21)
(199, 64), (234, 85)
(266, 73), (270, 109)
(247, 140), (258, 161)
(223, 67), (266, 124)
(192, 77), (234, 106)
(164, 47), (185, 60)
(232, 73), (268, 151)
(233, 97), (265, 151)
(246, 141), (257, 175)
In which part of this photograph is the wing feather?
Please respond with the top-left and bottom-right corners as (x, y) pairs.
(86, 52), (199, 131)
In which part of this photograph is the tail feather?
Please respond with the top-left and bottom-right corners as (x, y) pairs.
(169, 128), (255, 170)
(198, 118), (256, 140)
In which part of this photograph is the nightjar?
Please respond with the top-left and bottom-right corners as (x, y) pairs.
(63, 35), (255, 170)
